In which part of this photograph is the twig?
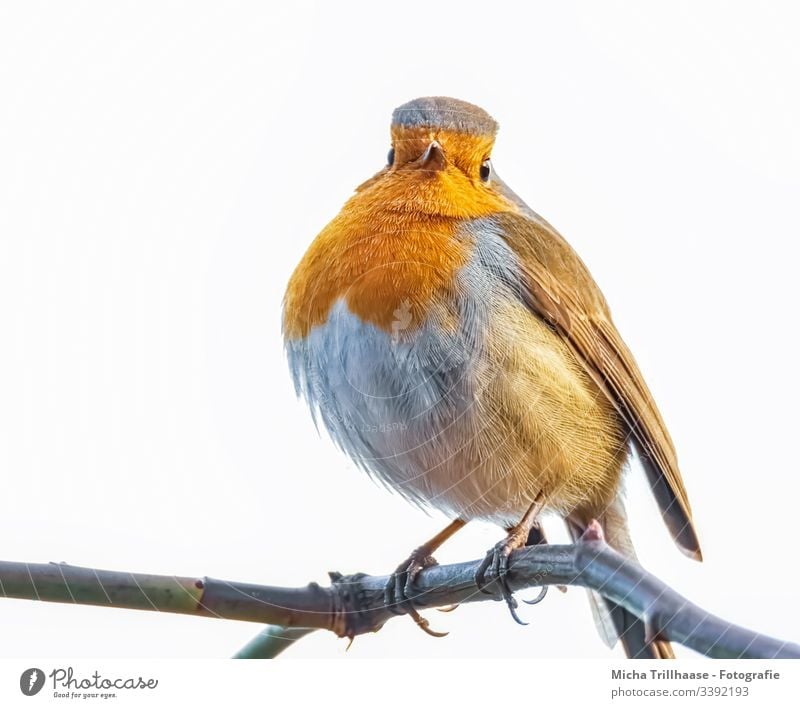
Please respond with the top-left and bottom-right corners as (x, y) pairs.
(1, 540), (797, 659)
(232, 625), (315, 659)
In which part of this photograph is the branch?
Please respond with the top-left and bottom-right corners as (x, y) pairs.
(1, 539), (797, 659)
(232, 625), (315, 659)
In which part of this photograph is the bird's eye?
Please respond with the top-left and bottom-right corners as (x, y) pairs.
(387, 147), (395, 166)
(480, 158), (492, 182)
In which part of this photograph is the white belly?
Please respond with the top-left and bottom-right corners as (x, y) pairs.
(284, 221), (625, 526)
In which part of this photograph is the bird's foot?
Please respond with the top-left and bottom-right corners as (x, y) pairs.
(384, 548), (448, 638)
(475, 526), (548, 625)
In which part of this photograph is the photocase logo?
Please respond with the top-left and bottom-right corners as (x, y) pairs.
(20, 668), (45, 696)
(16, 666), (159, 699)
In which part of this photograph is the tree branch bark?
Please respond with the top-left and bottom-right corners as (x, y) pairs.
(1, 539), (797, 659)
(232, 625), (315, 659)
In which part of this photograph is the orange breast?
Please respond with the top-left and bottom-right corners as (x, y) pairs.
(283, 148), (515, 339)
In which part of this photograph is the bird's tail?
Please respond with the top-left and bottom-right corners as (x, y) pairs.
(568, 494), (675, 659)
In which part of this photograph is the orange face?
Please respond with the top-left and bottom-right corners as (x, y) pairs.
(283, 126), (518, 339)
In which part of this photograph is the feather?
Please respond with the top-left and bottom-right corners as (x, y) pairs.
(494, 209), (702, 561)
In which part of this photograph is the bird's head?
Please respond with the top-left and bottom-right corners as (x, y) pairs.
(355, 97), (511, 218)
(283, 98), (514, 338)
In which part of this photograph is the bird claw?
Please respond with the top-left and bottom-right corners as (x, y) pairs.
(383, 550), (448, 637)
(474, 537), (547, 624)
(523, 585), (548, 605)
(413, 612), (449, 638)
(475, 539), (510, 595)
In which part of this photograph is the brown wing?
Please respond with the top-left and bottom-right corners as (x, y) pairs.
(495, 210), (702, 560)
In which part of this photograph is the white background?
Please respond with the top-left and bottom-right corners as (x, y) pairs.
(1, 0), (799, 662)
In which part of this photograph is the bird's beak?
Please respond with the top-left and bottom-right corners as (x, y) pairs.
(418, 140), (446, 171)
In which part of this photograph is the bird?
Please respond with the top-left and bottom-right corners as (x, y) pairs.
(282, 96), (702, 658)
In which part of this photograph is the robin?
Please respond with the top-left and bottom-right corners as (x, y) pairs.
(282, 96), (701, 658)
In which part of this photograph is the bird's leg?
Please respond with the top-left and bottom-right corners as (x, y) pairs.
(383, 519), (467, 637)
(475, 491), (548, 624)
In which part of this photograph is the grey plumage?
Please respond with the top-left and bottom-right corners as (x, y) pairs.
(392, 96), (499, 136)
